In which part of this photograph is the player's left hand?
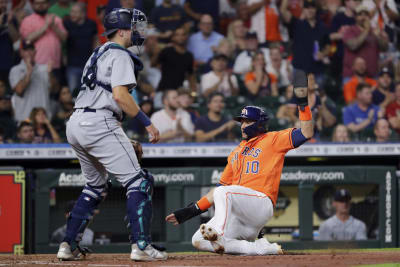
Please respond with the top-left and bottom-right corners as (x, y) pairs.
(165, 213), (179, 226)
(146, 124), (160, 144)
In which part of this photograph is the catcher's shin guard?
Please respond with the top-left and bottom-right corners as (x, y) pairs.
(64, 183), (108, 245)
(126, 178), (153, 250)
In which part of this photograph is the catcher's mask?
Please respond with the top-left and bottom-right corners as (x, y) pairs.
(234, 106), (269, 140)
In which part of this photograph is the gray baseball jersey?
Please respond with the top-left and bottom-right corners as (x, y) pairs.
(67, 41), (142, 187)
(317, 215), (367, 241)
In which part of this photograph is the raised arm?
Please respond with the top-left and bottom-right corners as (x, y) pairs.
(292, 71), (314, 139)
(280, 0), (292, 24)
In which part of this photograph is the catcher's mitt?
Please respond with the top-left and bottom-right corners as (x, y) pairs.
(130, 139), (143, 162)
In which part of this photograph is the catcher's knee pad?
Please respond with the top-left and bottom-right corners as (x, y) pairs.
(126, 189), (153, 250)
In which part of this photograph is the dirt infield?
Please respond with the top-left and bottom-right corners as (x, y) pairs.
(1, 251), (400, 267)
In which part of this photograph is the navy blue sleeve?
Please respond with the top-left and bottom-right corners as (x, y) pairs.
(291, 128), (309, 148)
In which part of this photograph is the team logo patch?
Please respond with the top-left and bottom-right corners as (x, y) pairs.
(241, 108), (248, 116)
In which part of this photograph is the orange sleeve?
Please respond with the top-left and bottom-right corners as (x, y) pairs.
(219, 157), (233, 186)
(271, 128), (295, 153)
(244, 72), (255, 83)
(366, 78), (377, 87)
(343, 80), (355, 104)
(269, 73), (277, 84)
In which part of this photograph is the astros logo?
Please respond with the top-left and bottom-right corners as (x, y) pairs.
(241, 108), (248, 116)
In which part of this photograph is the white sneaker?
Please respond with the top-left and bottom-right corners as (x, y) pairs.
(130, 244), (168, 261)
(57, 242), (75, 260)
(199, 224), (225, 254)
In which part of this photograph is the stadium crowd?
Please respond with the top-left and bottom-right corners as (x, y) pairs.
(0, 0), (399, 144)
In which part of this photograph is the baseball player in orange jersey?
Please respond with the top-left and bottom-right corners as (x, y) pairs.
(166, 70), (314, 255)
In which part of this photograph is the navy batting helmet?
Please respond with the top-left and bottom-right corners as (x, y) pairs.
(234, 106), (269, 139)
(102, 8), (132, 37)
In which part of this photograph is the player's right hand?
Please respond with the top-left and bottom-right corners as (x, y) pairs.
(165, 213), (179, 226)
(146, 124), (160, 144)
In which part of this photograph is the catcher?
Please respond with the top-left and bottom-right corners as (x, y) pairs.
(165, 70), (314, 255)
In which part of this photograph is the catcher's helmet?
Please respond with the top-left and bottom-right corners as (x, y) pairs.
(234, 106), (269, 139)
(102, 8), (132, 37)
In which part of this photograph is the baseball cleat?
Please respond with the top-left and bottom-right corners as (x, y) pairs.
(57, 242), (75, 261)
(130, 244), (168, 261)
(199, 224), (225, 254)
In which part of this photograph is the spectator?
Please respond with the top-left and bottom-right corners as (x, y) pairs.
(343, 57), (377, 104)
(280, 0), (329, 83)
(9, 40), (56, 122)
(244, 51), (278, 99)
(187, 14), (224, 65)
(201, 54), (239, 98)
(247, 0), (285, 44)
(29, 107), (61, 143)
(386, 82), (400, 135)
(51, 200), (94, 245)
(157, 27), (196, 94)
(0, 0), (19, 84)
(226, 19), (247, 57)
(267, 44), (292, 89)
(19, 0), (67, 82)
(276, 85), (297, 127)
(0, 94), (16, 141)
(198, 38), (236, 74)
(48, 0), (71, 19)
(16, 120), (34, 144)
(195, 92), (236, 142)
(332, 124), (351, 142)
(363, 0), (399, 42)
(51, 86), (74, 140)
(343, 83), (382, 135)
(0, 127), (4, 143)
(177, 88), (199, 124)
(342, 5), (388, 80)
(150, 0), (188, 43)
(373, 118), (391, 142)
(64, 2), (98, 94)
(127, 96), (154, 141)
(183, 0), (219, 30)
(150, 89), (194, 143)
(328, 0), (357, 78)
(233, 31), (269, 77)
(372, 67), (394, 109)
(317, 189), (367, 241)
(136, 28), (162, 96)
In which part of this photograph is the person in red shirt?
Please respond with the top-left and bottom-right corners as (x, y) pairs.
(166, 70), (314, 255)
(386, 82), (400, 135)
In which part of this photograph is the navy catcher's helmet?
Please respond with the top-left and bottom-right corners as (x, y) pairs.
(102, 8), (132, 37)
(234, 106), (269, 139)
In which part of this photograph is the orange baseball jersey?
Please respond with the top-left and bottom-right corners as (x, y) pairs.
(219, 128), (295, 206)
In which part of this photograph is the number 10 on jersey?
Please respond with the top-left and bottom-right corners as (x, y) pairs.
(245, 161), (259, 174)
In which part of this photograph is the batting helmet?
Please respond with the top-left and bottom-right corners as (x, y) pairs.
(102, 8), (132, 37)
(234, 106), (269, 139)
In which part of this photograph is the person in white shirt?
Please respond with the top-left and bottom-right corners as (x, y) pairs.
(266, 44), (292, 89)
(150, 89), (194, 143)
(201, 54), (239, 98)
(233, 32), (269, 77)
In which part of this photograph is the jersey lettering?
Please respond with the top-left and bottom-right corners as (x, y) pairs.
(241, 147), (262, 158)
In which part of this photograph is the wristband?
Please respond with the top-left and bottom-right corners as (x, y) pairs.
(299, 106), (312, 121)
(135, 110), (151, 127)
(197, 196), (212, 211)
